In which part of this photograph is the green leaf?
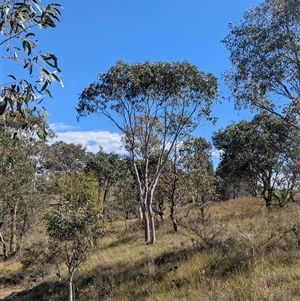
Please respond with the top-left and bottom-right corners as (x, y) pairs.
(25, 33), (35, 38)
(41, 68), (50, 76)
(51, 72), (61, 83)
(45, 88), (53, 98)
(41, 80), (48, 92)
(22, 40), (32, 55)
(8, 75), (16, 80)
(0, 97), (8, 115)
(37, 129), (47, 140)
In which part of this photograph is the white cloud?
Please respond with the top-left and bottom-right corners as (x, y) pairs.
(51, 129), (126, 154)
(212, 150), (222, 158)
(50, 122), (79, 131)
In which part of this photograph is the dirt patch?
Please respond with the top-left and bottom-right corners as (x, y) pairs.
(0, 288), (23, 301)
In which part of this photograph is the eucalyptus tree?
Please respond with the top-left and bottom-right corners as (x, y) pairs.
(85, 149), (127, 217)
(222, 0), (300, 123)
(77, 61), (218, 244)
(213, 113), (300, 207)
(42, 141), (87, 174)
(152, 137), (214, 230)
(0, 0), (63, 137)
(0, 112), (49, 258)
(151, 146), (189, 231)
(215, 159), (255, 201)
(44, 172), (104, 301)
(179, 137), (215, 223)
(0, 131), (35, 258)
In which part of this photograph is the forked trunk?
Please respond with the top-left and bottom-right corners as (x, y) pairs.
(142, 195), (156, 245)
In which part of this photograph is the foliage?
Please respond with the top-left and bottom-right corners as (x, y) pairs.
(0, 0), (63, 137)
(178, 137), (215, 221)
(213, 112), (300, 207)
(77, 60), (218, 244)
(44, 172), (104, 301)
(215, 165), (254, 201)
(0, 122), (47, 259)
(45, 172), (104, 266)
(85, 149), (127, 217)
(113, 166), (137, 221)
(222, 0), (300, 123)
(154, 137), (215, 231)
(41, 141), (87, 174)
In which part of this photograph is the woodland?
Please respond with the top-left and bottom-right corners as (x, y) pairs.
(1, 0), (300, 300)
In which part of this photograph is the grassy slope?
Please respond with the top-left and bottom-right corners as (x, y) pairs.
(2, 197), (300, 301)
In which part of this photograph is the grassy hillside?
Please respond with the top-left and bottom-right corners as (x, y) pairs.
(2, 197), (300, 301)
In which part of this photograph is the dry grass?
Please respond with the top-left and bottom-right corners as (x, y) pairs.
(2, 197), (300, 300)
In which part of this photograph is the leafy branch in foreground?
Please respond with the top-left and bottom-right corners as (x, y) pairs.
(0, 0), (63, 136)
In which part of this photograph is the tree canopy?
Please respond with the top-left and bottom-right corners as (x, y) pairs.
(213, 112), (300, 207)
(222, 0), (300, 122)
(77, 60), (218, 244)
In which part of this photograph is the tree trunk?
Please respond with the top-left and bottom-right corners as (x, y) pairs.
(97, 181), (102, 208)
(68, 271), (75, 301)
(170, 216), (178, 232)
(233, 185), (236, 200)
(137, 203), (143, 221)
(143, 209), (151, 244)
(9, 202), (18, 255)
(267, 187), (274, 208)
(149, 204), (156, 245)
(200, 195), (206, 225)
(170, 201), (178, 232)
(169, 172), (178, 232)
(0, 232), (8, 260)
(103, 184), (110, 216)
(262, 187), (273, 208)
(146, 190), (156, 245)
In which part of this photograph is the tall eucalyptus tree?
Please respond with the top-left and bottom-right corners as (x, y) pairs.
(77, 61), (218, 244)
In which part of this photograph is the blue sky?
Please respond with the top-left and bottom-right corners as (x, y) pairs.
(6, 1), (261, 164)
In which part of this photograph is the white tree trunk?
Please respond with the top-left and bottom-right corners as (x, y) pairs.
(137, 203), (143, 221)
(68, 271), (75, 301)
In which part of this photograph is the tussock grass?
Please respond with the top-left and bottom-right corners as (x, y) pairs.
(2, 197), (300, 300)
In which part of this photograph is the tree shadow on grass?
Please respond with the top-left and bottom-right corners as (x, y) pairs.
(1, 245), (196, 301)
(75, 246), (196, 301)
(103, 234), (137, 249)
(1, 231), (236, 301)
(1, 282), (66, 301)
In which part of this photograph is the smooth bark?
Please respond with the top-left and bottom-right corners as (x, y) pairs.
(0, 232), (8, 260)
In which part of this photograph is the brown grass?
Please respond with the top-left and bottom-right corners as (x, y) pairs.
(2, 197), (300, 300)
